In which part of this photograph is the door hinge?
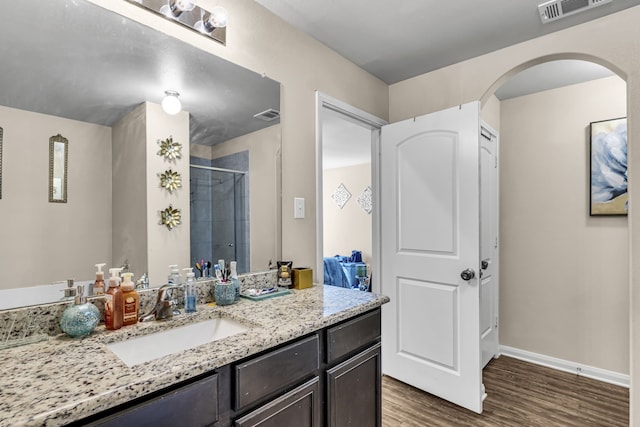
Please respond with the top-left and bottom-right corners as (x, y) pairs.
(495, 317), (499, 329)
(495, 237), (498, 249)
(494, 156), (498, 168)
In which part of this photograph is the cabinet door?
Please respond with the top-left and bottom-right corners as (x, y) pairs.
(326, 344), (381, 427)
(234, 377), (320, 427)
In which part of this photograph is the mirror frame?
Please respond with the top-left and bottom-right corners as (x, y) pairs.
(48, 134), (68, 203)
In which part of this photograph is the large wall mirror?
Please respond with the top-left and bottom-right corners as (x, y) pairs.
(0, 0), (281, 309)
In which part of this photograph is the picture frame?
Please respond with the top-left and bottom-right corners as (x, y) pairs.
(590, 117), (627, 216)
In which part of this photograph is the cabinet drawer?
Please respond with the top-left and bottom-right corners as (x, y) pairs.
(235, 334), (319, 411)
(234, 377), (321, 427)
(326, 309), (381, 364)
(88, 372), (219, 427)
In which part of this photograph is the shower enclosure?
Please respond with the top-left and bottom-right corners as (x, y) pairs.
(190, 164), (249, 274)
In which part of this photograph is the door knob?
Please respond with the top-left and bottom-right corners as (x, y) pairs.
(460, 268), (476, 281)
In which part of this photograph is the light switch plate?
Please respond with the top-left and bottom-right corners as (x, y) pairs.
(294, 197), (305, 219)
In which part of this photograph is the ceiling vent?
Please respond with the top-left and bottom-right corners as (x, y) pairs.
(253, 108), (280, 121)
(538, 0), (612, 23)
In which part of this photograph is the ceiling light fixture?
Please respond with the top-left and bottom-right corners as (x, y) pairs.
(162, 90), (181, 115)
(126, 0), (227, 45)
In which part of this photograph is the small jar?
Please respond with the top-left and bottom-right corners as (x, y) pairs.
(214, 282), (236, 306)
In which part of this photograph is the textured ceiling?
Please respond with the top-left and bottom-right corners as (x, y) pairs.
(0, 0), (280, 147)
(254, 0), (639, 84)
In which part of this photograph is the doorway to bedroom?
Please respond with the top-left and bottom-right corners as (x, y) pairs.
(315, 93), (387, 293)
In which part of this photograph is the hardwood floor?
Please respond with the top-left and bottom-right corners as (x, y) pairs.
(382, 356), (629, 426)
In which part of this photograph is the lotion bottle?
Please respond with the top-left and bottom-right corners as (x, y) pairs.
(105, 268), (123, 330)
(183, 268), (197, 313)
(121, 272), (139, 326)
(93, 263), (106, 295)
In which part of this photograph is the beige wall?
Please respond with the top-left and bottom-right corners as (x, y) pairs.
(200, 124), (282, 272)
(0, 105), (112, 289)
(112, 103), (148, 279)
(145, 102), (191, 285)
(500, 76), (628, 374)
(388, 8), (640, 419)
(323, 163), (372, 264)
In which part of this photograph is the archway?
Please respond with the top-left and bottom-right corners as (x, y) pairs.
(482, 55), (629, 415)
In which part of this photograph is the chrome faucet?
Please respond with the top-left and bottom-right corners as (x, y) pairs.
(140, 284), (181, 322)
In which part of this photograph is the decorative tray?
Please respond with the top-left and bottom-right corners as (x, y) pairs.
(240, 287), (292, 301)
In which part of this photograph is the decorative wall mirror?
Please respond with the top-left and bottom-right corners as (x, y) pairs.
(0, 126), (3, 200)
(49, 134), (68, 203)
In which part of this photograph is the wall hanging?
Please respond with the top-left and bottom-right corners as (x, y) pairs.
(157, 135), (182, 161)
(331, 183), (351, 209)
(357, 186), (373, 214)
(160, 205), (182, 229)
(49, 134), (68, 203)
(159, 169), (182, 193)
(590, 117), (627, 216)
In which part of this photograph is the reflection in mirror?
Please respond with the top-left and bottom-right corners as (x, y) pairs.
(0, 0), (281, 310)
(49, 134), (68, 203)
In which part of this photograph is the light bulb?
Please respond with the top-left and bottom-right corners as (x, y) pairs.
(162, 90), (181, 115)
(160, 0), (196, 18)
(210, 6), (228, 28)
(196, 6), (228, 34)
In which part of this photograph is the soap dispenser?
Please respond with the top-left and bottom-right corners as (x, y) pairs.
(93, 263), (106, 295)
(168, 265), (181, 285)
(105, 268), (124, 330)
(229, 261), (240, 302)
(60, 282), (100, 338)
(183, 268), (197, 313)
(121, 272), (139, 326)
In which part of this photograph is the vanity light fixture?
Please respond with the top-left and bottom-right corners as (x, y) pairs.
(126, 0), (227, 45)
(161, 90), (181, 115)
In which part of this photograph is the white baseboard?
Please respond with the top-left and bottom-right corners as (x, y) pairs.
(499, 345), (629, 388)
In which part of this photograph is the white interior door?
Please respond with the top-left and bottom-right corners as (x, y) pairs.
(380, 101), (484, 413)
(480, 124), (500, 367)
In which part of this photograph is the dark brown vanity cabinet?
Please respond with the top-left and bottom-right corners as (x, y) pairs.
(77, 308), (381, 427)
(229, 308), (381, 427)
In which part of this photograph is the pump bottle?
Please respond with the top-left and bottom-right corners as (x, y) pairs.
(121, 272), (139, 326)
(93, 263), (106, 295)
(168, 265), (181, 285)
(229, 261), (240, 302)
(183, 268), (197, 313)
(60, 282), (100, 337)
(105, 268), (124, 330)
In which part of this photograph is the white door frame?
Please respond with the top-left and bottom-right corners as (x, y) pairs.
(315, 92), (387, 292)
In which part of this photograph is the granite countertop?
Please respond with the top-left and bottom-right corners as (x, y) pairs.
(0, 285), (389, 427)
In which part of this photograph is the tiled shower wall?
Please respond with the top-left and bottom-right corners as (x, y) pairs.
(190, 152), (250, 273)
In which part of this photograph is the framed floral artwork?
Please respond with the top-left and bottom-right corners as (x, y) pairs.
(590, 117), (627, 216)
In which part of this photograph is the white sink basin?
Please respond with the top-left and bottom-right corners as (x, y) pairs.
(106, 318), (249, 367)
